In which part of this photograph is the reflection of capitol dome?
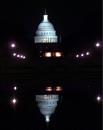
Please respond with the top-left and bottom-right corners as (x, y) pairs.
(36, 95), (59, 123)
(35, 13), (58, 43)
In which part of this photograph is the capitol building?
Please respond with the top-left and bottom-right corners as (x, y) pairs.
(34, 12), (63, 58)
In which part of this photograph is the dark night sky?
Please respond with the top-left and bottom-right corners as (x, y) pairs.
(0, 1), (102, 130)
(0, 0), (101, 50)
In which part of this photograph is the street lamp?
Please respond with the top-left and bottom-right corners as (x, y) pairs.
(22, 56), (26, 59)
(76, 54), (79, 58)
(11, 98), (17, 109)
(55, 86), (62, 92)
(45, 87), (52, 92)
(95, 42), (100, 48)
(13, 53), (17, 56)
(86, 51), (90, 56)
(96, 96), (101, 102)
(10, 43), (16, 48)
(17, 54), (20, 58)
(13, 86), (17, 91)
(81, 53), (84, 57)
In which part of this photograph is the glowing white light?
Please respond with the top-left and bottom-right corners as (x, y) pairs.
(95, 42), (100, 47)
(13, 86), (17, 91)
(11, 98), (17, 104)
(20, 55), (23, 58)
(76, 54), (79, 58)
(55, 86), (62, 92)
(11, 43), (16, 48)
(81, 53), (84, 57)
(22, 56), (26, 59)
(96, 96), (101, 101)
(55, 52), (62, 57)
(86, 52), (90, 55)
(17, 54), (20, 58)
(43, 15), (48, 22)
(45, 52), (52, 57)
(46, 115), (50, 122)
(46, 87), (52, 92)
(13, 53), (17, 56)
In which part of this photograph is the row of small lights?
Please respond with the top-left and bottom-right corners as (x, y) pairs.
(75, 42), (101, 58)
(76, 51), (90, 58)
(10, 43), (27, 60)
(10, 42), (101, 59)
(13, 53), (26, 59)
(45, 86), (63, 92)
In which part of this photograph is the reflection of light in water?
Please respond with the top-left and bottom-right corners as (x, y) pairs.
(46, 115), (50, 122)
(45, 87), (52, 92)
(11, 98), (17, 105)
(12, 98), (17, 104)
(13, 86), (17, 91)
(96, 96), (101, 102)
(36, 95), (59, 123)
(55, 86), (62, 92)
(76, 54), (79, 58)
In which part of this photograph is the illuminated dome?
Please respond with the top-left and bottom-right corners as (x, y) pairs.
(35, 13), (58, 43)
(36, 95), (59, 123)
